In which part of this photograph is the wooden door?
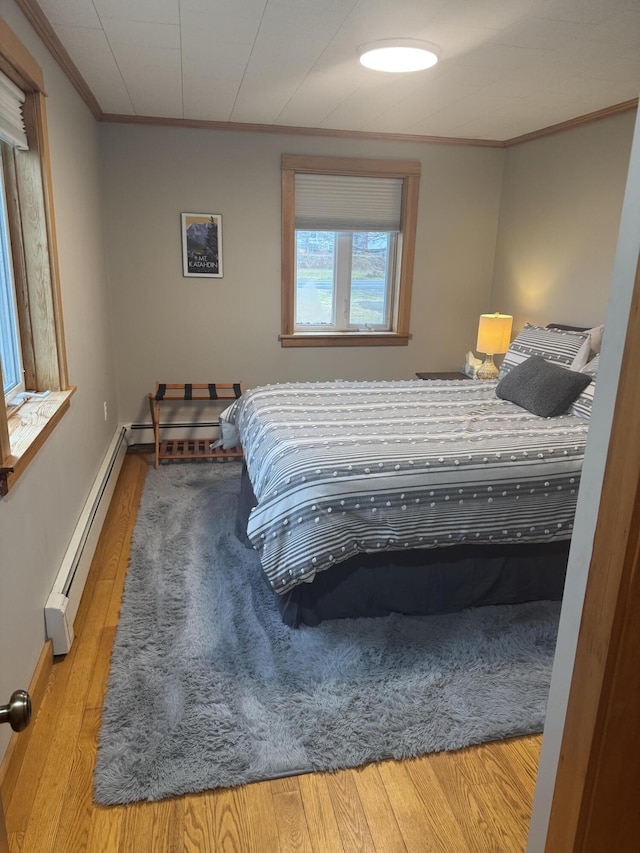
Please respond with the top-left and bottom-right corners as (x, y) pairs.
(0, 792), (8, 853)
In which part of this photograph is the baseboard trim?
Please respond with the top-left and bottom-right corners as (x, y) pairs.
(0, 640), (53, 810)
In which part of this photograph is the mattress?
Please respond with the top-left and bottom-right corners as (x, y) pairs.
(220, 380), (589, 594)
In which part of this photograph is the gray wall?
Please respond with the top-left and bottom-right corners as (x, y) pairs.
(99, 124), (504, 426)
(101, 111), (635, 432)
(491, 111), (635, 332)
(0, 1), (117, 762)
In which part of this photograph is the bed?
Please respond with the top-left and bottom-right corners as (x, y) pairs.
(221, 323), (601, 626)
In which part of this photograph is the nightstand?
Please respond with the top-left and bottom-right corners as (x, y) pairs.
(415, 371), (472, 380)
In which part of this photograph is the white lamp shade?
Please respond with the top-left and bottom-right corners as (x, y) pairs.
(476, 313), (513, 354)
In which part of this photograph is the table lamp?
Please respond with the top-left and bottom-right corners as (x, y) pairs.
(476, 312), (513, 379)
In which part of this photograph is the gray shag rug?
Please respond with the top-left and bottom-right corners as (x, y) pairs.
(94, 462), (560, 805)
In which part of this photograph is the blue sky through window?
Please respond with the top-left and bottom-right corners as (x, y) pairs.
(0, 169), (23, 399)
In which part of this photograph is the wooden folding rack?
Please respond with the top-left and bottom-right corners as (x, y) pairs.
(148, 382), (244, 468)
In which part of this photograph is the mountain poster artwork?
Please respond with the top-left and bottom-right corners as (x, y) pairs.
(181, 213), (223, 278)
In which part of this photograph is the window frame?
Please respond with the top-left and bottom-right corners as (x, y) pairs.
(280, 154), (420, 348)
(0, 19), (72, 496)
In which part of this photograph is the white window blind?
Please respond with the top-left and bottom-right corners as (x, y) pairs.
(295, 173), (403, 232)
(0, 69), (28, 151)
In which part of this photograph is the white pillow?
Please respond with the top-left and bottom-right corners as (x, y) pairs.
(587, 324), (604, 356)
(572, 335), (592, 371)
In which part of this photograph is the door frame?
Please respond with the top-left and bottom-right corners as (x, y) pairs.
(542, 243), (640, 850)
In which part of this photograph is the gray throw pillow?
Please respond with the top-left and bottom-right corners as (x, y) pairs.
(496, 355), (592, 417)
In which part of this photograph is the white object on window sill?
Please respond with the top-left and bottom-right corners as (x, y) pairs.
(14, 389), (51, 401)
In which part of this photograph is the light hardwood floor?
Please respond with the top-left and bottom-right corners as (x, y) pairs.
(4, 453), (541, 852)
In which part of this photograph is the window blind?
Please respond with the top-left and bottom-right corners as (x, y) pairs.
(295, 173), (403, 232)
(0, 70), (28, 150)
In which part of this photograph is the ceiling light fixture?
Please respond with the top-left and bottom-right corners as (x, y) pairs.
(358, 39), (439, 73)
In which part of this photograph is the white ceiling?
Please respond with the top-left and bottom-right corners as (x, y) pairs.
(36, 0), (640, 141)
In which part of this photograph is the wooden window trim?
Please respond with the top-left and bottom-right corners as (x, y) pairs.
(280, 155), (420, 348)
(279, 332), (411, 347)
(0, 18), (70, 496)
(1, 389), (75, 496)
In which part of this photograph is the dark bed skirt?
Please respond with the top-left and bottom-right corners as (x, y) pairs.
(236, 463), (569, 628)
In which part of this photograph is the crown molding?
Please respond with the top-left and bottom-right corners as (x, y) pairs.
(13, 0), (638, 149)
(99, 113), (506, 148)
(13, 0), (103, 119)
(101, 99), (638, 147)
(504, 98), (638, 147)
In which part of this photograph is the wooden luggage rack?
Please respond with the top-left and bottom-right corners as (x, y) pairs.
(148, 382), (244, 468)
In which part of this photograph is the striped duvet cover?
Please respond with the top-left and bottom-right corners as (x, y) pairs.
(220, 380), (589, 594)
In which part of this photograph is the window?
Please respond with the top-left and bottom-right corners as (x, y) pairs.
(1, 150), (24, 402)
(0, 20), (72, 495)
(295, 229), (396, 329)
(281, 155), (420, 347)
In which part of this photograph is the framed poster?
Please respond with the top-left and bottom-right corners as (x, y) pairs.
(181, 213), (223, 278)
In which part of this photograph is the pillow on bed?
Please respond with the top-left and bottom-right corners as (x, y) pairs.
(213, 406), (240, 449)
(587, 324), (604, 356)
(572, 324), (604, 367)
(499, 324), (590, 378)
(569, 380), (596, 419)
(581, 353), (600, 377)
(496, 355), (592, 417)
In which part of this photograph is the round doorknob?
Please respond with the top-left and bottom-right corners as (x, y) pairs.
(0, 690), (32, 732)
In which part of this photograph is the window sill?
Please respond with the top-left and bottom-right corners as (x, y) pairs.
(1, 387), (76, 496)
(279, 332), (411, 348)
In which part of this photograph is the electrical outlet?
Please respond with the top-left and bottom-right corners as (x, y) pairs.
(103, 401), (108, 421)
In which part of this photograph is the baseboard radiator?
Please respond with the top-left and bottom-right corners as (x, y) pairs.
(45, 425), (129, 655)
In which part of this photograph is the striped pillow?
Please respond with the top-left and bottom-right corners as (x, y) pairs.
(569, 381), (596, 419)
(581, 353), (600, 377)
(499, 324), (590, 378)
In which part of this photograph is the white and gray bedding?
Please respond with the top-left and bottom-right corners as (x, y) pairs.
(220, 380), (589, 595)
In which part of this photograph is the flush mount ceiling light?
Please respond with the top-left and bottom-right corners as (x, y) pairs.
(358, 39), (439, 73)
